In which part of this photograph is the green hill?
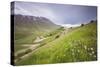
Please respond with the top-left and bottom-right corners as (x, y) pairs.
(13, 15), (60, 52)
(16, 21), (97, 65)
(14, 14), (60, 40)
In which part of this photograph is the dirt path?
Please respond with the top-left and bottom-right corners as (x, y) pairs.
(15, 36), (47, 62)
(15, 44), (40, 56)
(15, 29), (69, 62)
(34, 37), (46, 43)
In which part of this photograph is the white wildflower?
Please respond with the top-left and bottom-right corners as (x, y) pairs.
(94, 55), (96, 58)
(89, 53), (92, 56)
(91, 48), (94, 50)
(92, 51), (95, 54)
(84, 46), (87, 50)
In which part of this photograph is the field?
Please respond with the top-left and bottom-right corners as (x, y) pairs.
(14, 21), (97, 65)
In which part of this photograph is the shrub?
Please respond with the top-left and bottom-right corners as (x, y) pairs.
(55, 35), (60, 39)
(24, 49), (32, 54)
(90, 20), (94, 23)
(81, 24), (84, 27)
(70, 27), (72, 29)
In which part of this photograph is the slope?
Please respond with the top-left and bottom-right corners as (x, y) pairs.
(13, 14), (60, 51)
(16, 21), (97, 65)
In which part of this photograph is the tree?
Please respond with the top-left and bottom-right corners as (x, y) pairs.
(81, 24), (84, 27)
(90, 20), (94, 23)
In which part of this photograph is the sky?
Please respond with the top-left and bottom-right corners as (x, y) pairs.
(12, 1), (97, 26)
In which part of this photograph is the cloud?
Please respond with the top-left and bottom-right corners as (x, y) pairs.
(14, 2), (61, 24)
(13, 1), (97, 25)
(60, 24), (81, 28)
(14, 5), (32, 15)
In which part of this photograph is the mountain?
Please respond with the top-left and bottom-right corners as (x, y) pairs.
(12, 14), (60, 40)
(13, 14), (60, 32)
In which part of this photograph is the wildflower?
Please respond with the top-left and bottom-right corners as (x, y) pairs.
(90, 48), (94, 50)
(92, 51), (95, 54)
(84, 46), (87, 50)
(93, 55), (96, 58)
(89, 53), (92, 56)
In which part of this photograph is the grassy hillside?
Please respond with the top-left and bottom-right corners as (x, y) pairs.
(14, 15), (60, 52)
(16, 21), (97, 65)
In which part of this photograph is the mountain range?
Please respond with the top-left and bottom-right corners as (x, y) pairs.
(12, 14), (60, 38)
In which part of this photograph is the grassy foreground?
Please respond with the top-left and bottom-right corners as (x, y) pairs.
(16, 22), (97, 65)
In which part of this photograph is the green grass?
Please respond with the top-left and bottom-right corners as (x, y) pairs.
(15, 35), (36, 45)
(44, 27), (64, 37)
(14, 45), (27, 53)
(14, 32), (36, 53)
(14, 26), (61, 52)
(15, 22), (97, 65)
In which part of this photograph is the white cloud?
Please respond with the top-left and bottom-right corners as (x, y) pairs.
(60, 24), (81, 28)
(14, 5), (33, 15)
(14, 3), (62, 24)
